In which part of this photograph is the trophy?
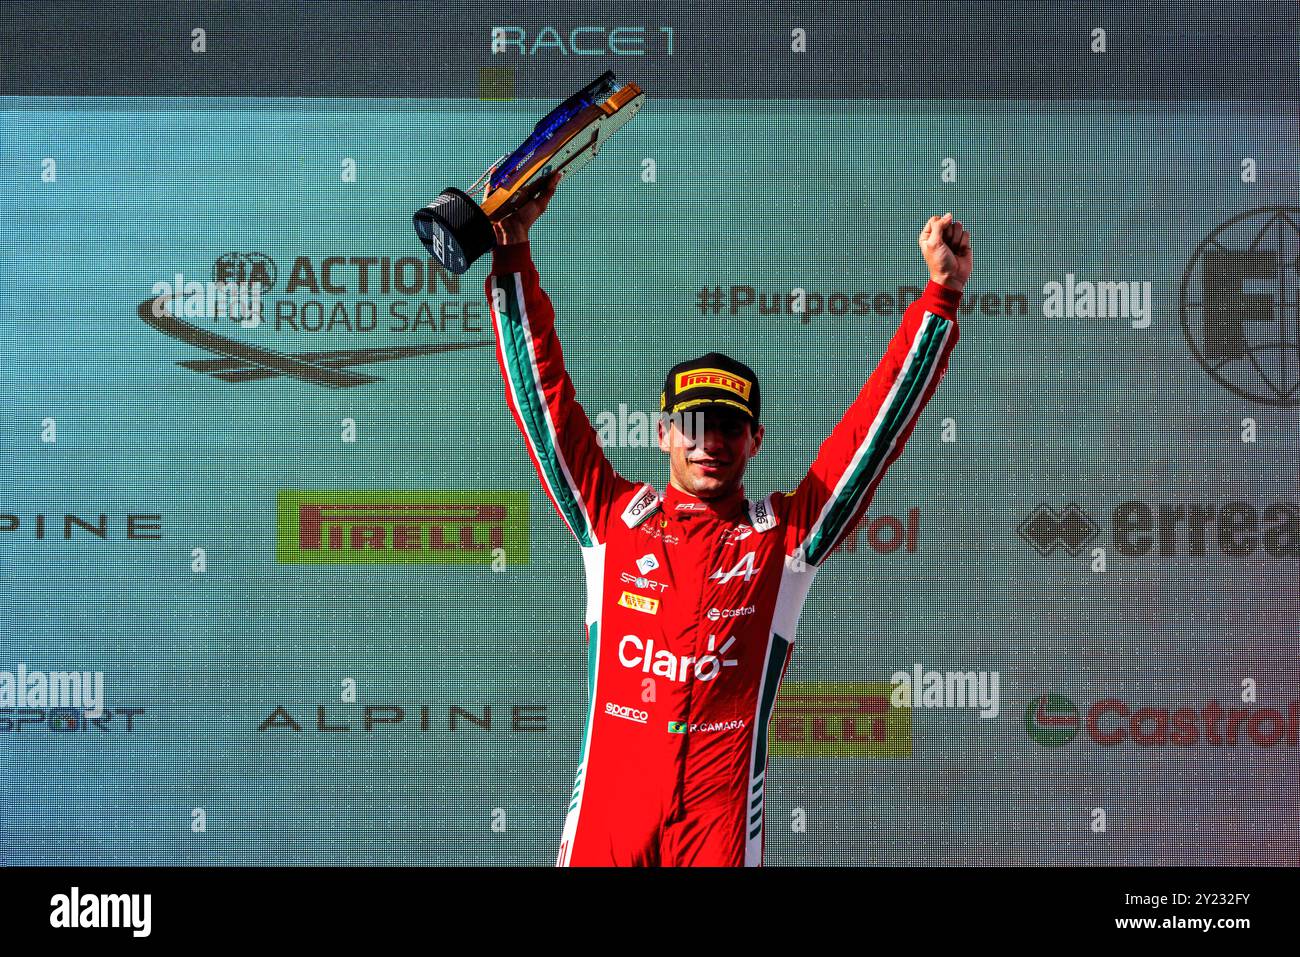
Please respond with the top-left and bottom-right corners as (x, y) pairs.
(413, 71), (645, 274)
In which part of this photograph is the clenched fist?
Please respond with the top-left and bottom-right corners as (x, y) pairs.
(492, 170), (564, 247)
(919, 213), (972, 293)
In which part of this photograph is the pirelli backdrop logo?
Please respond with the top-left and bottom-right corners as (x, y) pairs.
(770, 681), (911, 757)
(277, 491), (529, 564)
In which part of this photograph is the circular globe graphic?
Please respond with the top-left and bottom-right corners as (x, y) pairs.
(1180, 207), (1300, 406)
(213, 252), (278, 292)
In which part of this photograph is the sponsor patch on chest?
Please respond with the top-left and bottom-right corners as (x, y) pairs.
(617, 591), (660, 615)
(620, 484), (661, 528)
(746, 494), (778, 533)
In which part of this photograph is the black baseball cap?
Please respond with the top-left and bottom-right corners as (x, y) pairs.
(660, 352), (761, 423)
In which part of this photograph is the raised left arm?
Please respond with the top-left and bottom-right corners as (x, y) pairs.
(783, 214), (971, 566)
(783, 280), (961, 566)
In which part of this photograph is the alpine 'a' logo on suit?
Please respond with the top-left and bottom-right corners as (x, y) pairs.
(709, 550), (758, 583)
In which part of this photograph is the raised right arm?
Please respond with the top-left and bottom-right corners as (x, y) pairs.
(485, 242), (638, 547)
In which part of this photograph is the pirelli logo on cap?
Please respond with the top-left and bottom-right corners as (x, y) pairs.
(618, 591), (660, 615)
(676, 368), (752, 400)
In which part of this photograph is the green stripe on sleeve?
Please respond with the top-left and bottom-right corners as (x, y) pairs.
(804, 314), (952, 566)
(493, 274), (595, 548)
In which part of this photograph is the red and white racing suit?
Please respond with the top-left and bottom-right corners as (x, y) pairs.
(485, 242), (961, 866)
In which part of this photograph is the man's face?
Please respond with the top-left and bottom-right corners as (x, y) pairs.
(657, 405), (765, 499)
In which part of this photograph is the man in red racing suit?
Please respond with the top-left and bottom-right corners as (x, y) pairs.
(483, 172), (971, 866)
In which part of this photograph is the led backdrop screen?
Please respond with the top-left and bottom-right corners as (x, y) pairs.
(3, 1), (1298, 866)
